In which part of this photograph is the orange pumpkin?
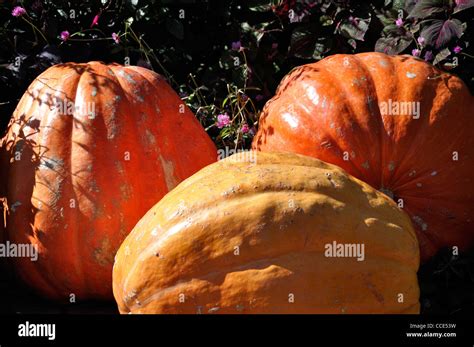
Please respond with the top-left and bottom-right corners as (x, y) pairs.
(0, 62), (217, 300)
(113, 151), (420, 314)
(253, 52), (474, 261)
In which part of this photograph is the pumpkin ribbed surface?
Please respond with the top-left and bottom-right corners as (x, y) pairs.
(113, 151), (419, 314)
(253, 52), (474, 261)
(0, 62), (217, 300)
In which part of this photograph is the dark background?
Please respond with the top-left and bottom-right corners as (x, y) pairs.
(0, 0), (473, 314)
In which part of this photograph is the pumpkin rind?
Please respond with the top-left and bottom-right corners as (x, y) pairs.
(113, 151), (420, 314)
(252, 52), (474, 261)
(0, 62), (217, 300)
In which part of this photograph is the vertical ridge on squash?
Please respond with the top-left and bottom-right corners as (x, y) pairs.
(1, 62), (217, 300)
(113, 151), (419, 314)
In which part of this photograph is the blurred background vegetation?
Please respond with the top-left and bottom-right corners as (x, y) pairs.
(0, 0), (473, 314)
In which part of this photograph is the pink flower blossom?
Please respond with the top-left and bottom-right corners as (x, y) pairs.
(231, 41), (241, 51)
(12, 6), (26, 17)
(112, 33), (120, 44)
(411, 49), (421, 57)
(217, 113), (230, 128)
(60, 31), (70, 41)
(241, 124), (250, 134)
(395, 18), (404, 27)
(91, 14), (100, 28)
(453, 46), (462, 54)
(417, 36), (425, 46)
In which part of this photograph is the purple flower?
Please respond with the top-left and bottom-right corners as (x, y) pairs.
(60, 31), (70, 41)
(424, 50), (434, 62)
(241, 94), (248, 101)
(112, 33), (120, 44)
(411, 49), (421, 57)
(395, 18), (404, 27)
(241, 123), (250, 134)
(231, 41), (241, 51)
(249, 126), (257, 136)
(255, 94), (264, 102)
(12, 6), (26, 17)
(216, 113), (230, 128)
(453, 46), (462, 54)
(417, 36), (425, 46)
(91, 14), (100, 28)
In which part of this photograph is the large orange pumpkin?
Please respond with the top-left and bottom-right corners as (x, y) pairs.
(0, 62), (217, 300)
(253, 52), (474, 261)
(113, 151), (420, 314)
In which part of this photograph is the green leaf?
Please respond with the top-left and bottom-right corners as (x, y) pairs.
(247, 0), (281, 12)
(57, 9), (68, 18)
(240, 22), (271, 45)
(433, 47), (451, 65)
(376, 10), (397, 27)
(383, 24), (402, 35)
(392, 0), (406, 11)
(289, 27), (328, 59)
(454, 0), (474, 13)
(320, 15), (334, 26)
(421, 19), (464, 49)
(313, 39), (328, 59)
(407, 0), (445, 19)
(375, 36), (412, 55)
(338, 16), (371, 41)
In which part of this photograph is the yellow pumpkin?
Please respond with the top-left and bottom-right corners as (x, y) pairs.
(113, 151), (420, 314)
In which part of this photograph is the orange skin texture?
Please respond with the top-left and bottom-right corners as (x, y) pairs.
(113, 151), (420, 314)
(0, 62), (217, 300)
(252, 52), (474, 262)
